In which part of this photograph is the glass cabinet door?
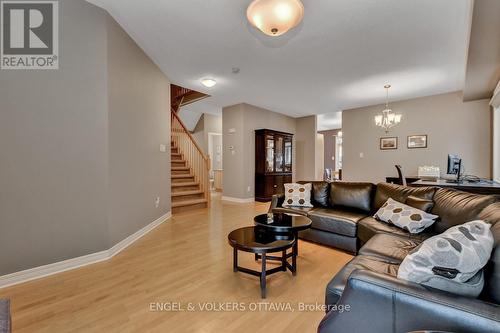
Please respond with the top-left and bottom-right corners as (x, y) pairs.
(284, 138), (292, 172)
(275, 136), (284, 172)
(265, 135), (274, 172)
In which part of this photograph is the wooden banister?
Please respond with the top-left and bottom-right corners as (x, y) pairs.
(171, 108), (211, 206)
(171, 109), (209, 161)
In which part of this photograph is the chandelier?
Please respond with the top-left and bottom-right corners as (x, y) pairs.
(247, 0), (305, 36)
(374, 84), (402, 133)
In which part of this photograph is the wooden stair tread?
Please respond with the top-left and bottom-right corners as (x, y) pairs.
(172, 174), (194, 179)
(171, 190), (203, 197)
(172, 182), (199, 187)
(172, 198), (207, 208)
(172, 167), (190, 171)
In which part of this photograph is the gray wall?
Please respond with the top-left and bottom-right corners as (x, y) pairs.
(295, 116), (319, 181)
(342, 92), (492, 183)
(0, 0), (171, 275)
(0, 0), (109, 275)
(106, 16), (171, 246)
(222, 104), (296, 199)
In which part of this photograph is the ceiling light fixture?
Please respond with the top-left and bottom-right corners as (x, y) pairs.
(247, 0), (304, 37)
(200, 78), (217, 88)
(374, 84), (402, 133)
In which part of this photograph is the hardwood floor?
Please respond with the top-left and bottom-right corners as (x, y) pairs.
(0, 194), (352, 333)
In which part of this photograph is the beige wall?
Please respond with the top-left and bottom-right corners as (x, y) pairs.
(106, 16), (171, 246)
(0, 0), (171, 275)
(192, 113), (222, 154)
(342, 92), (491, 183)
(316, 134), (325, 180)
(0, 0), (109, 275)
(222, 104), (296, 199)
(295, 116), (319, 181)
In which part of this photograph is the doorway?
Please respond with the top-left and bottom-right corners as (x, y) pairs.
(208, 132), (223, 191)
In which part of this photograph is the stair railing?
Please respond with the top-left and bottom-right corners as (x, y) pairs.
(171, 109), (211, 205)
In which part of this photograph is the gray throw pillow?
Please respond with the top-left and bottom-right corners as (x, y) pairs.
(398, 220), (494, 297)
(374, 198), (439, 234)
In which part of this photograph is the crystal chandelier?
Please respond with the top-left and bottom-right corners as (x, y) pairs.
(374, 84), (402, 133)
(247, 0), (305, 36)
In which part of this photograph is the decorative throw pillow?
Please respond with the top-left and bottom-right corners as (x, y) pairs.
(398, 220), (494, 297)
(374, 198), (438, 234)
(282, 183), (313, 208)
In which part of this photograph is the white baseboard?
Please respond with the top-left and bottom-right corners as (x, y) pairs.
(0, 211), (172, 289)
(221, 196), (254, 203)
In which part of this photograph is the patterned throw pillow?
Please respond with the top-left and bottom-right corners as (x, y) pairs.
(282, 183), (313, 208)
(374, 198), (438, 234)
(398, 220), (494, 297)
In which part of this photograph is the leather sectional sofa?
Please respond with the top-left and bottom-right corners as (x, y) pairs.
(270, 181), (500, 333)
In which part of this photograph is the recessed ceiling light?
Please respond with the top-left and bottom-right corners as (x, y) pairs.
(200, 78), (217, 88)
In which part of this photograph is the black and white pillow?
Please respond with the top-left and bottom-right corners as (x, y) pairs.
(282, 183), (313, 208)
(398, 220), (494, 297)
(374, 198), (438, 234)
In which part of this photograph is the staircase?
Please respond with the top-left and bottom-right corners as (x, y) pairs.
(171, 109), (210, 213)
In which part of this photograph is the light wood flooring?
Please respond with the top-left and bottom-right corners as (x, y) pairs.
(0, 194), (352, 333)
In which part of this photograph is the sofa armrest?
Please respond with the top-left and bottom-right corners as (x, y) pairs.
(318, 270), (500, 333)
(268, 194), (285, 213)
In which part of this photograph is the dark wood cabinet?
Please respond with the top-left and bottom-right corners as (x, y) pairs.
(255, 129), (293, 202)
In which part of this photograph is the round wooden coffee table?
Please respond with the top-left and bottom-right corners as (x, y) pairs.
(254, 212), (312, 275)
(228, 226), (295, 298)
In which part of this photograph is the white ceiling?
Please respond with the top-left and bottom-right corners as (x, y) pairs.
(89, 0), (471, 117)
(317, 112), (342, 131)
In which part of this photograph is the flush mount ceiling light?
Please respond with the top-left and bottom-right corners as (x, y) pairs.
(374, 84), (402, 133)
(247, 0), (304, 36)
(200, 78), (217, 88)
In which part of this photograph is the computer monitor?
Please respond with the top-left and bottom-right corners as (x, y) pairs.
(447, 154), (462, 182)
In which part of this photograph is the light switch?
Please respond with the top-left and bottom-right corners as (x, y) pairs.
(359, 152), (364, 158)
(159, 144), (167, 153)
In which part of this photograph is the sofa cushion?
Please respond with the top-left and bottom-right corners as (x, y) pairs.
(359, 233), (422, 264)
(373, 182), (437, 211)
(373, 198), (439, 234)
(308, 208), (368, 237)
(358, 216), (433, 245)
(405, 195), (435, 213)
(431, 188), (497, 234)
(325, 255), (400, 307)
(299, 181), (330, 207)
(478, 202), (500, 304)
(272, 206), (314, 216)
(329, 182), (375, 213)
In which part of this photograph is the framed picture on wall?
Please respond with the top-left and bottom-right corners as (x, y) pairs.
(407, 135), (428, 149)
(380, 137), (398, 150)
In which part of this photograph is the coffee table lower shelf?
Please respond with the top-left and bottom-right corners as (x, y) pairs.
(228, 226), (295, 298)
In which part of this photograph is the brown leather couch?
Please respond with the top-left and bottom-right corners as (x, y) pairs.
(270, 181), (500, 333)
